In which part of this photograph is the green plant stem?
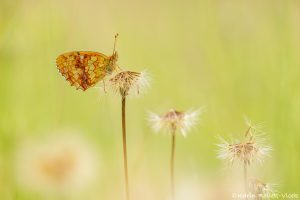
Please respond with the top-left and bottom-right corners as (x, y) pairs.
(122, 96), (130, 200)
(171, 129), (176, 200)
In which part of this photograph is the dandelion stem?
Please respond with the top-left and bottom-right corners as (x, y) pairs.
(244, 161), (248, 198)
(121, 96), (130, 200)
(171, 128), (176, 200)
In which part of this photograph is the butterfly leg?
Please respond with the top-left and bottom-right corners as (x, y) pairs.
(103, 80), (107, 93)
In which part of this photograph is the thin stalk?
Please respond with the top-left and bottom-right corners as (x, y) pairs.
(244, 161), (248, 199)
(170, 129), (176, 200)
(122, 97), (130, 200)
(245, 126), (251, 137)
(257, 192), (262, 200)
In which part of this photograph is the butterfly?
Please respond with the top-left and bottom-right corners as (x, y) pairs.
(56, 34), (119, 91)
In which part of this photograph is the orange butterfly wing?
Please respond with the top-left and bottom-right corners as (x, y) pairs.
(56, 51), (109, 91)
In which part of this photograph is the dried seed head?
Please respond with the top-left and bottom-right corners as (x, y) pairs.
(15, 133), (98, 194)
(249, 178), (275, 196)
(217, 122), (272, 165)
(149, 109), (200, 136)
(109, 70), (149, 97)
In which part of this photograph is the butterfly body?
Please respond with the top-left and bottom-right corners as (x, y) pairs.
(56, 51), (118, 91)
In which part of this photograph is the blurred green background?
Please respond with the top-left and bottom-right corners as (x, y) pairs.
(1, 0), (300, 199)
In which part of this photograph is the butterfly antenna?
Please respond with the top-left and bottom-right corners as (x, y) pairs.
(113, 33), (119, 54)
(116, 64), (122, 71)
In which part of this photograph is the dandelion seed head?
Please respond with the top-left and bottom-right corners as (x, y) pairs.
(15, 133), (98, 195)
(149, 109), (200, 136)
(249, 178), (276, 196)
(217, 134), (271, 165)
(109, 70), (149, 97)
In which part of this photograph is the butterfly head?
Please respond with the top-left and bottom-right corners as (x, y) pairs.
(106, 51), (118, 74)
